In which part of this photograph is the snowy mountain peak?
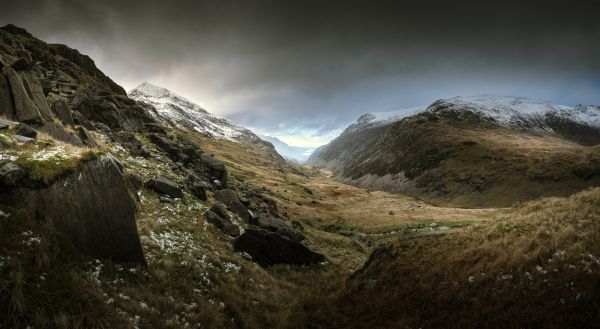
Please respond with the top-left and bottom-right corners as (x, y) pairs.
(129, 83), (260, 143)
(346, 95), (600, 136)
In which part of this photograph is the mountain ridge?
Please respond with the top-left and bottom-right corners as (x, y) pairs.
(308, 95), (600, 207)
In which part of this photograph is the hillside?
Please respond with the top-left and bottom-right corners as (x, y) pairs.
(309, 96), (600, 207)
(1, 24), (600, 329)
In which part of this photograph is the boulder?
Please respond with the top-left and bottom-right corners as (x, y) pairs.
(13, 135), (35, 143)
(0, 72), (14, 119)
(145, 176), (183, 198)
(205, 204), (240, 237)
(20, 71), (53, 121)
(0, 156), (146, 263)
(291, 220), (304, 231)
(214, 189), (250, 221)
(71, 90), (120, 128)
(188, 180), (210, 201)
(277, 227), (305, 242)
(250, 212), (291, 232)
(14, 123), (37, 138)
(351, 238), (365, 253)
(3, 67), (41, 124)
(0, 121), (8, 130)
(148, 134), (180, 156)
(39, 78), (53, 96)
(50, 99), (75, 127)
(10, 57), (31, 71)
(77, 126), (98, 148)
(233, 228), (325, 266)
(125, 173), (143, 190)
(0, 162), (26, 186)
(201, 154), (228, 187)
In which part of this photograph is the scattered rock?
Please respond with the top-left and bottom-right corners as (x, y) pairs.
(11, 122), (31, 136)
(149, 134), (179, 156)
(214, 189), (250, 221)
(205, 204), (240, 237)
(303, 186), (313, 195)
(0, 121), (9, 130)
(145, 176), (183, 198)
(389, 210), (395, 215)
(233, 228), (325, 266)
(50, 98), (75, 127)
(0, 162), (26, 186)
(159, 195), (176, 204)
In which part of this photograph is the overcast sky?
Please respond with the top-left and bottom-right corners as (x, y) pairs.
(2, 1), (599, 147)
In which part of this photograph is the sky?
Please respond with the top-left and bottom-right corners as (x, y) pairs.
(1, 0), (599, 148)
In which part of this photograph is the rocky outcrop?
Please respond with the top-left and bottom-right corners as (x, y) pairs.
(3, 67), (42, 124)
(233, 228), (325, 266)
(20, 71), (53, 120)
(0, 156), (145, 263)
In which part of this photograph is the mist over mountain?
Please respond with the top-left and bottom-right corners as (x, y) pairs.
(259, 135), (313, 163)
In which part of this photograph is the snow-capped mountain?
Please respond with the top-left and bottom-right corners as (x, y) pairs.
(345, 95), (600, 135)
(429, 96), (600, 131)
(129, 82), (262, 143)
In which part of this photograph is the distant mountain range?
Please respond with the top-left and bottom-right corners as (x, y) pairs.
(309, 95), (600, 207)
(259, 135), (313, 163)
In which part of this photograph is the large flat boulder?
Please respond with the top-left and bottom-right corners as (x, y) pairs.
(250, 213), (291, 232)
(145, 175), (183, 198)
(205, 204), (240, 237)
(3, 67), (41, 124)
(233, 228), (325, 266)
(0, 156), (146, 263)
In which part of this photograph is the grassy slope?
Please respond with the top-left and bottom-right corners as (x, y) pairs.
(2, 126), (600, 328)
(302, 188), (600, 328)
(315, 112), (600, 208)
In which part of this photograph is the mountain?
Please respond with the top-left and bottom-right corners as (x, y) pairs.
(129, 82), (264, 144)
(308, 95), (600, 207)
(259, 134), (313, 163)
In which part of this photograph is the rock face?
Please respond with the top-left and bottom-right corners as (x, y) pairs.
(0, 156), (146, 263)
(214, 189), (250, 221)
(145, 176), (183, 198)
(3, 67), (42, 123)
(0, 72), (14, 119)
(20, 71), (53, 120)
(233, 228), (325, 266)
(50, 98), (75, 127)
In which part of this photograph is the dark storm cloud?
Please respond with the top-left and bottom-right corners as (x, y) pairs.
(1, 1), (599, 146)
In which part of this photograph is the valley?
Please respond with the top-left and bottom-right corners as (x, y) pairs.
(0, 23), (599, 329)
